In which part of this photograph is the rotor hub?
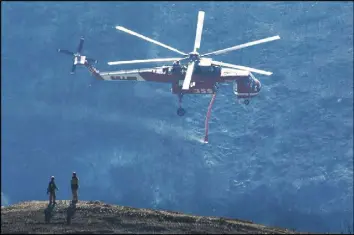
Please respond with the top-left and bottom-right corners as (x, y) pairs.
(188, 52), (200, 62)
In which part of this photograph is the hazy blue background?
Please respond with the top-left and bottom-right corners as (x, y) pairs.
(1, 1), (353, 233)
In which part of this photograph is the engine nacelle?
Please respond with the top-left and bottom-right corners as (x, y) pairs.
(233, 73), (261, 99)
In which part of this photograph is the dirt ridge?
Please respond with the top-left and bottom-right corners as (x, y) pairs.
(1, 200), (301, 234)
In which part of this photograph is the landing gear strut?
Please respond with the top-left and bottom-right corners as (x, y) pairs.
(177, 93), (186, 116)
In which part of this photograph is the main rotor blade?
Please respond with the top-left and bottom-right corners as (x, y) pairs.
(115, 26), (188, 56)
(212, 61), (273, 76)
(201, 35), (281, 57)
(108, 58), (182, 66)
(77, 37), (84, 53)
(193, 11), (205, 52)
(182, 62), (195, 90)
(58, 49), (74, 56)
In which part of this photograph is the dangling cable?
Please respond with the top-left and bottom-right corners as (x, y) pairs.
(204, 92), (217, 143)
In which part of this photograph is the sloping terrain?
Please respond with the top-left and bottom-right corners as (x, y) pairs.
(1, 200), (299, 234)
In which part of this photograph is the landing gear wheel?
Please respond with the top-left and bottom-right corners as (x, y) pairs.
(244, 99), (250, 105)
(177, 107), (186, 116)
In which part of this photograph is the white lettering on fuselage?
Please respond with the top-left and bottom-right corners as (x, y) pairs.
(192, 88), (214, 94)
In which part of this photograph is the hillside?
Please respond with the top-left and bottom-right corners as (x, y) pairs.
(1, 200), (300, 234)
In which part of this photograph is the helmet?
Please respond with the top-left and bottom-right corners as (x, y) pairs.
(51, 176), (55, 179)
(72, 172), (76, 176)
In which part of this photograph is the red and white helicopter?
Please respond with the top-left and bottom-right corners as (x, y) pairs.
(58, 11), (280, 143)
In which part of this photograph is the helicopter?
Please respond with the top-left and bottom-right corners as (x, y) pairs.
(58, 11), (280, 143)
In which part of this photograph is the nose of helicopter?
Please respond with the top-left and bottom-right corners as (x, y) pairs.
(254, 78), (261, 92)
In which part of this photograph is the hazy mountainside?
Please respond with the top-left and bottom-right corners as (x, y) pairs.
(1, 1), (353, 233)
(1, 200), (298, 234)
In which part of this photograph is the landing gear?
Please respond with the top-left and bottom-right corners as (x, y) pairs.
(244, 99), (250, 105)
(177, 107), (186, 116)
(177, 93), (186, 116)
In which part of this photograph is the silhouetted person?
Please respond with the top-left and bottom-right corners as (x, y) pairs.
(71, 172), (79, 203)
(47, 176), (58, 204)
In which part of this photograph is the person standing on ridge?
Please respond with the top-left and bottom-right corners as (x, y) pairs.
(47, 176), (58, 204)
(71, 172), (79, 203)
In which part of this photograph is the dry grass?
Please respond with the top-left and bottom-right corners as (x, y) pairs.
(1, 200), (301, 234)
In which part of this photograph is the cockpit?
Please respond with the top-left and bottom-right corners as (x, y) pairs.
(233, 72), (261, 95)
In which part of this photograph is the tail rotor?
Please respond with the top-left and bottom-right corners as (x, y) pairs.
(57, 36), (97, 74)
